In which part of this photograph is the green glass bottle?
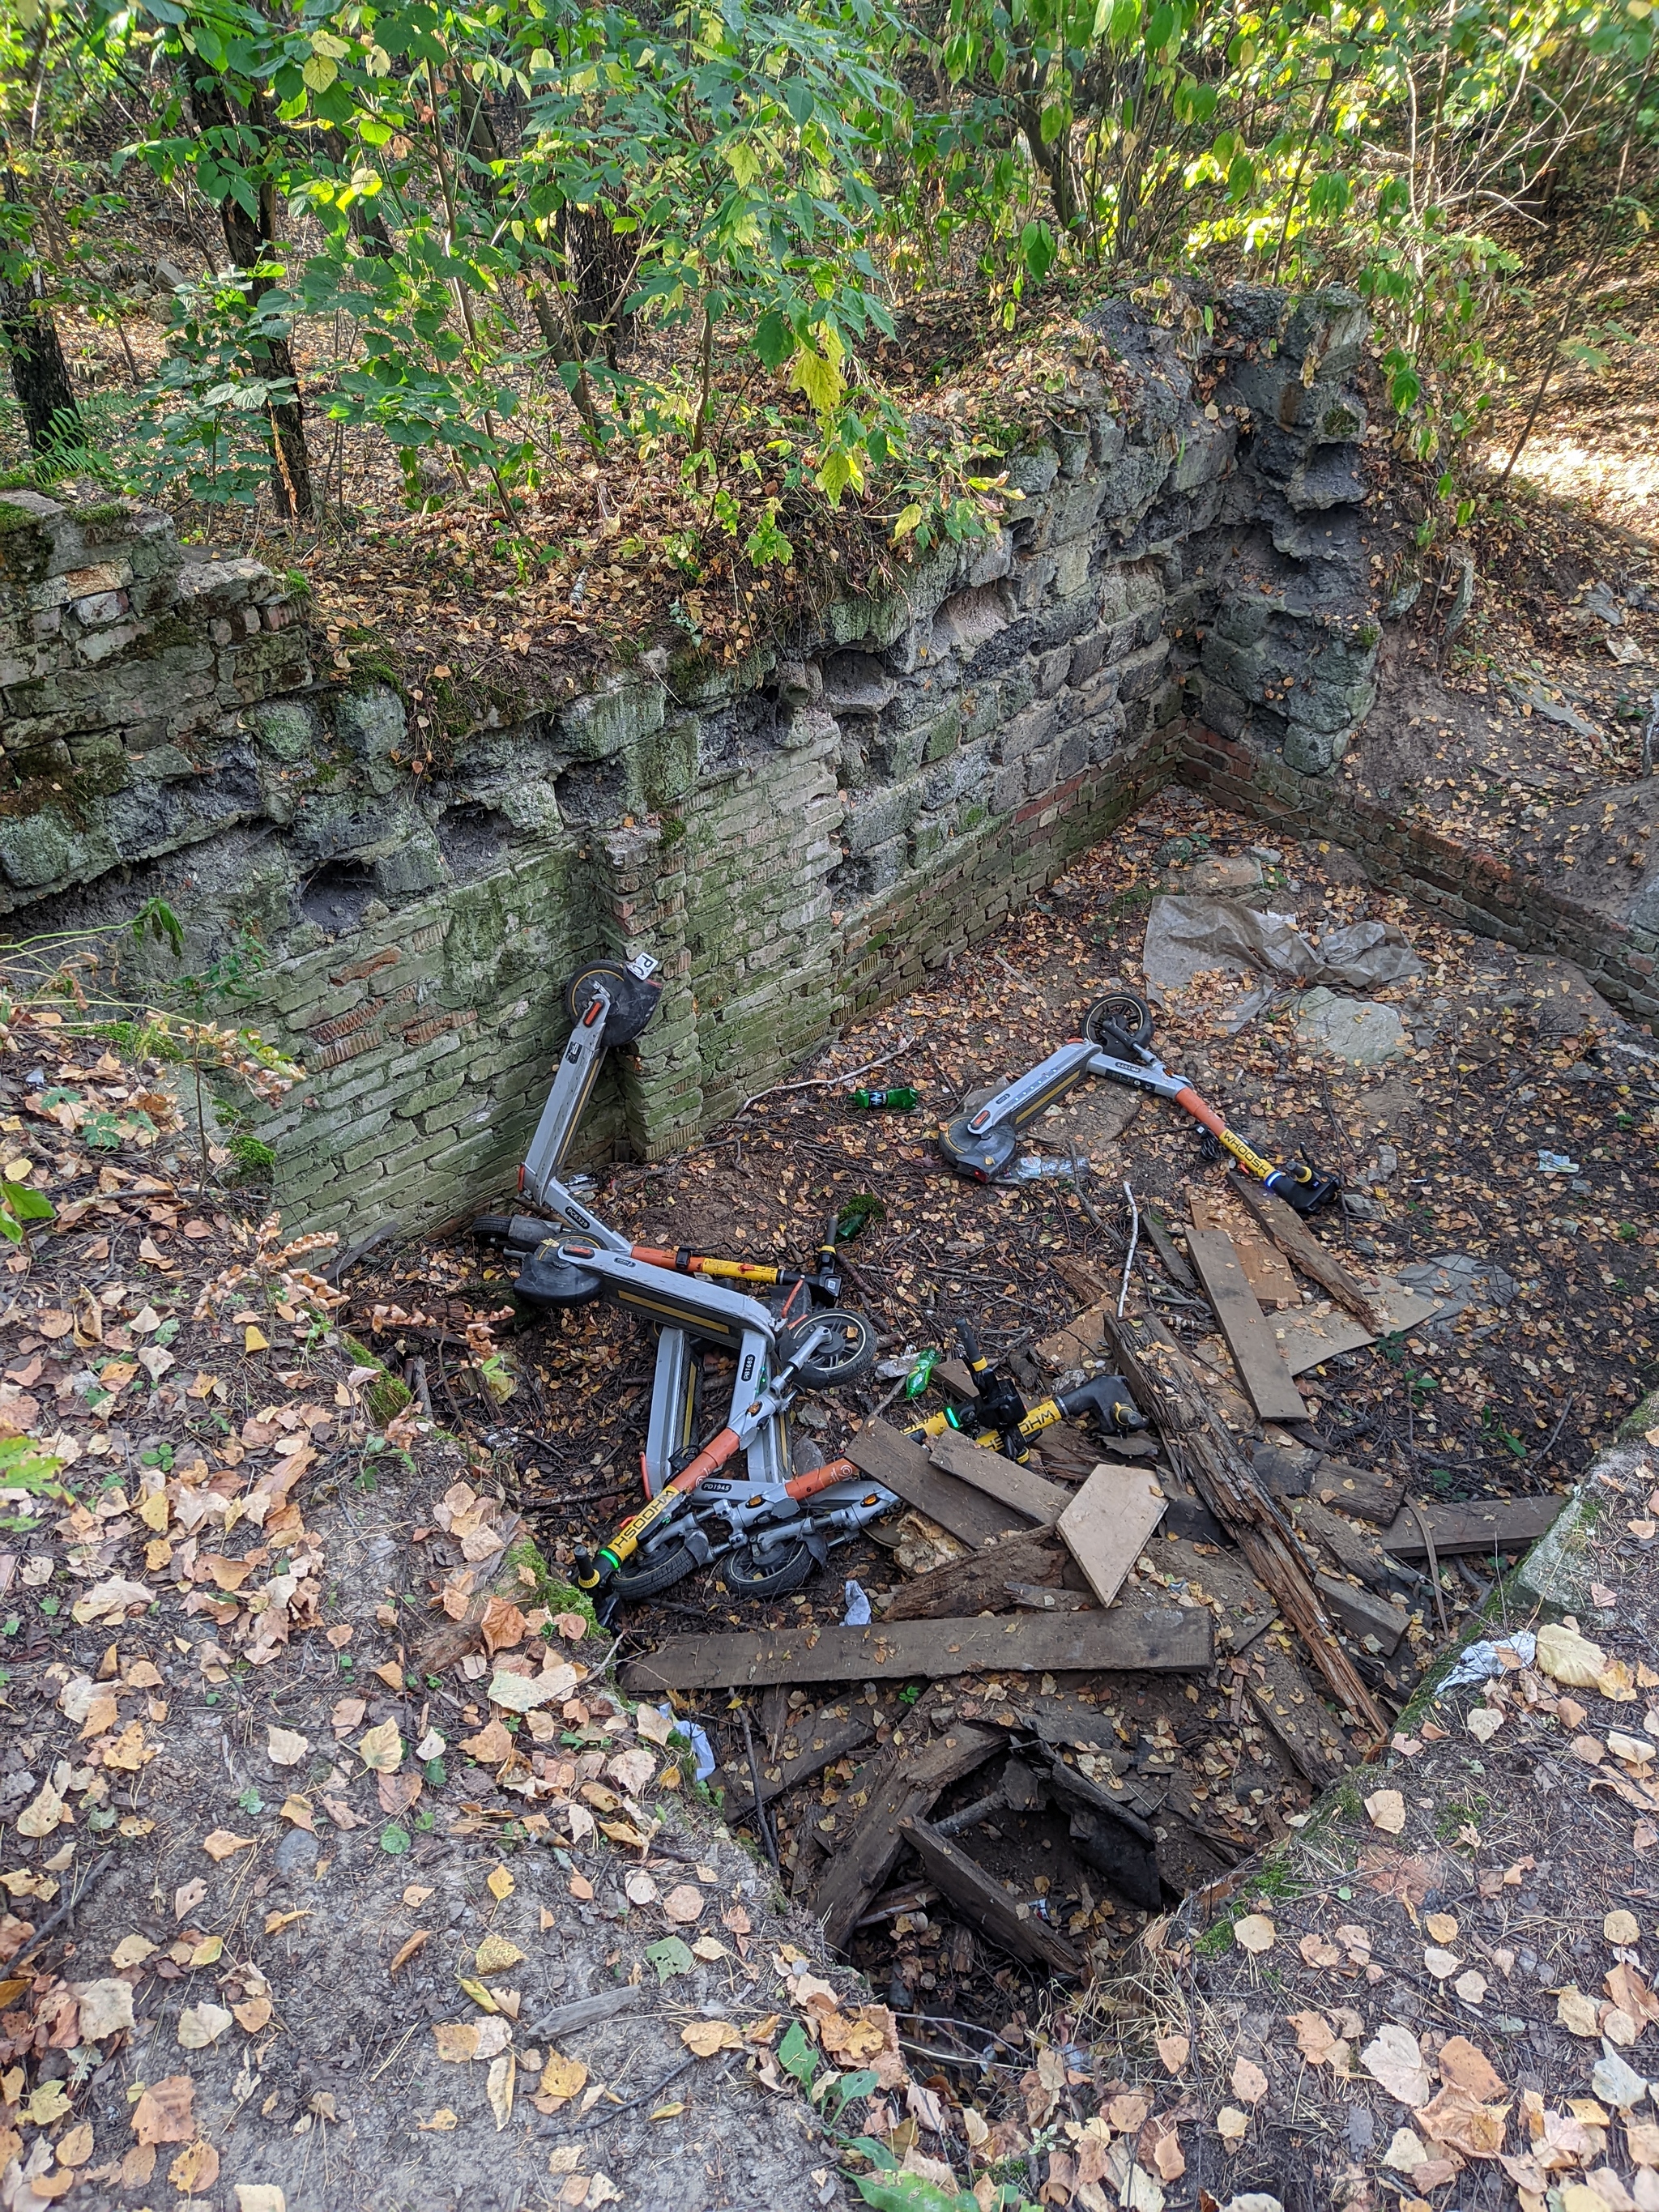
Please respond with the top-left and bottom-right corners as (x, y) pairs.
(851, 1086), (919, 1110)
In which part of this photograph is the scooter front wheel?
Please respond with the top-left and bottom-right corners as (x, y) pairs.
(722, 1540), (815, 1596)
(1083, 991), (1154, 1051)
(779, 1308), (877, 1390)
(608, 1537), (702, 1602)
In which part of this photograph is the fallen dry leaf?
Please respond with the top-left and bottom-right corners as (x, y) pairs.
(201, 1830), (254, 1863)
(487, 2051), (516, 2130)
(1156, 2034), (1190, 2076)
(390, 1932), (430, 1975)
(1537, 1623), (1608, 1688)
(132, 2077), (195, 2146)
(1366, 1788), (1406, 1835)
(539, 2051), (589, 2106)
(177, 2001), (234, 2048)
(474, 1933), (524, 1975)
(357, 1718), (403, 1772)
(1216, 2106), (1248, 2147)
(662, 1884), (704, 1925)
(1231, 2056), (1269, 2104)
(168, 2140), (220, 2193)
(1362, 2022), (1433, 2108)
(681, 2019), (741, 2056)
(1558, 1986), (1602, 2038)
(267, 1726), (310, 1767)
(1606, 1910), (1641, 1946)
(486, 1865), (514, 1902)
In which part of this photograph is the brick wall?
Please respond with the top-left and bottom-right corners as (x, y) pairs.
(0, 283), (1395, 1241)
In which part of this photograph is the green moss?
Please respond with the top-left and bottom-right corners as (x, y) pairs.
(341, 1334), (412, 1424)
(659, 812), (687, 850)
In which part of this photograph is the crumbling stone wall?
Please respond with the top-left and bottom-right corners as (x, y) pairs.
(0, 285), (1392, 1241)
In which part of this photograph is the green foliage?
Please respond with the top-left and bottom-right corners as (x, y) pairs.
(0, 1437), (69, 1498)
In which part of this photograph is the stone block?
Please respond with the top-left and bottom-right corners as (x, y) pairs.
(992, 698), (1059, 765)
(1115, 639), (1171, 702)
(842, 782), (921, 857)
(560, 677), (666, 761)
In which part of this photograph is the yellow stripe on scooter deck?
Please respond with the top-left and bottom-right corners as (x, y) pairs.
(619, 1606), (1212, 1692)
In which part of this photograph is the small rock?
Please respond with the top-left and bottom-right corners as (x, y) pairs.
(273, 1830), (318, 1876)
(1294, 988), (1410, 1066)
(1172, 854), (1263, 893)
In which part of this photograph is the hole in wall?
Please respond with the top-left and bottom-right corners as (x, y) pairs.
(298, 859), (376, 935)
(556, 759), (628, 826)
(437, 802), (512, 878)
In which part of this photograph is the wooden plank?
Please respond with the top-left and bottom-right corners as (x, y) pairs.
(1314, 1573), (1410, 1657)
(1291, 1498), (1390, 1591)
(1149, 1534), (1277, 1655)
(1192, 1194), (1299, 1308)
(1227, 1174), (1383, 1329)
(809, 1724), (1001, 1950)
(845, 1418), (1025, 1548)
(928, 1429), (1073, 1524)
(1142, 1206), (1197, 1292)
(1307, 1460), (1405, 1528)
(719, 1709), (875, 1818)
(618, 1605), (1213, 1694)
(1270, 1281), (1442, 1375)
(883, 1528), (1068, 1622)
(1248, 1646), (1351, 1788)
(1186, 1228), (1309, 1424)
(902, 1817), (1083, 1973)
(1036, 1301), (1112, 1372)
(1057, 1464), (1167, 1609)
(1380, 1494), (1566, 1560)
(1007, 1583), (1094, 1612)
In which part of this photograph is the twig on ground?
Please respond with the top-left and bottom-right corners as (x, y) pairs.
(736, 1034), (915, 1117)
(1118, 1183), (1141, 1319)
(740, 1700), (783, 1879)
(1405, 1498), (1450, 1639)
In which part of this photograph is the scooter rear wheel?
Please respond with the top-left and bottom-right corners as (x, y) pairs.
(563, 958), (660, 1047)
(1083, 991), (1154, 1051)
(722, 1540), (815, 1596)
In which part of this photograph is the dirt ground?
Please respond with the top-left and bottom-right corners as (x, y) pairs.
(0, 1008), (887, 2212)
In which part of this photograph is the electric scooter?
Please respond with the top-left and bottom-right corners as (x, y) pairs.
(936, 991), (1339, 1213)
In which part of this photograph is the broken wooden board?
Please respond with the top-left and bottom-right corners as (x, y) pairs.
(1380, 1494), (1566, 1560)
(928, 1428), (1073, 1524)
(1270, 1278), (1444, 1375)
(1142, 1205), (1197, 1291)
(1226, 1174), (1383, 1328)
(1145, 1533), (1277, 1655)
(1247, 1643), (1351, 1788)
(1186, 1227), (1309, 1424)
(1291, 1498), (1391, 1591)
(810, 1724), (1000, 1950)
(902, 1816), (1083, 1972)
(619, 1605), (1213, 1694)
(1057, 1463), (1167, 1610)
(845, 1418), (1026, 1548)
(1006, 1583), (1095, 1612)
(882, 1528), (1068, 1622)
(1307, 1459), (1405, 1528)
(1314, 1573), (1411, 1657)
(1192, 1192), (1299, 1307)
(719, 1708), (875, 1818)
(1036, 1301), (1114, 1373)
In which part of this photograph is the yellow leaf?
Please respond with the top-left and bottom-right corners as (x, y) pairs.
(790, 346), (845, 417)
(474, 1933), (524, 1975)
(264, 1908), (310, 1935)
(56, 2122), (94, 2168)
(168, 2139), (220, 2193)
(1365, 1788), (1406, 1835)
(1536, 1624), (1607, 1688)
(188, 1934), (224, 1967)
(418, 2108), (459, 2131)
(433, 2022), (480, 2063)
(138, 1490), (169, 1532)
(1232, 1913), (1275, 1954)
(25, 2079), (70, 2125)
(244, 1324), (269, 1352)
(539, 2051), (588, 2105)
(486, 1865), (514, 1901)
(681, 2019), (741, 2057)
(233, 1996), (273, 2033)
(357, 1718), (403, 1773)
(457, 1975), (500, 2013)
(111, 1933), (157, 1967)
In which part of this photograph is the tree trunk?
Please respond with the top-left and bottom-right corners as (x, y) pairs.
(0, 171), (81, 454)
(183, 73), (315, 519)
